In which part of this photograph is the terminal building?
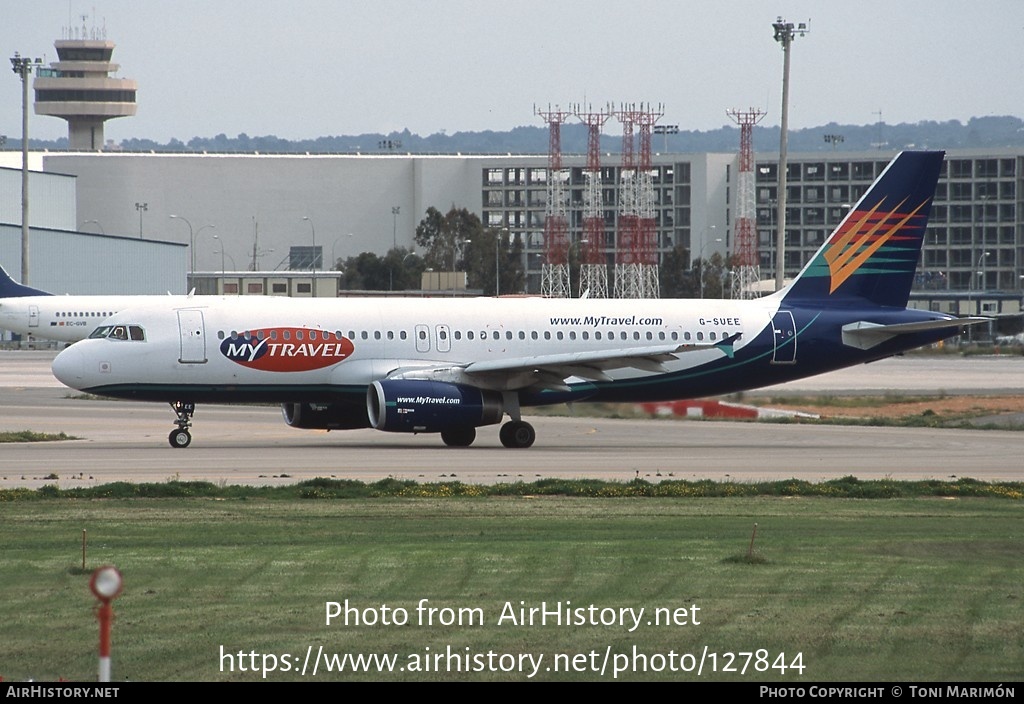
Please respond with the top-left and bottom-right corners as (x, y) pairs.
(20, 148), (1021, 319)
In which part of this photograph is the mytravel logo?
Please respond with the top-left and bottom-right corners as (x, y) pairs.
(823, 197), (927, 293)
(219, 328), (354, 372)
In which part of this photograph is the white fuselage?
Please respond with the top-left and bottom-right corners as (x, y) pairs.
(52, 294), (780, 399)
(0, 294), (187, 343)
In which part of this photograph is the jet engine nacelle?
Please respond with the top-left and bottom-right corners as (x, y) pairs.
(367, 379), (503, 433)
(281, 401), (371, 430)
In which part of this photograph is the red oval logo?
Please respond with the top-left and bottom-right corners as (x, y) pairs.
(220, 328), (354, 372)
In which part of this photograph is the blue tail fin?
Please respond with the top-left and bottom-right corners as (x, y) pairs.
(0, 264), (51, 297)
(781, 151), (944, 308)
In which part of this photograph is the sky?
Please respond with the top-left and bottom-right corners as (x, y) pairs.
(2, 1), (1023, 144)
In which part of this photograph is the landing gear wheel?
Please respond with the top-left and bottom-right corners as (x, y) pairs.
(169, 400), (196, 449)
(169, 428), (192, 448)
(441, 427), (476, 447)
(499, 420), (535, 448)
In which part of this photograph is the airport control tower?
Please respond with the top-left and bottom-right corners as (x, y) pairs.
(33, 19), (137, 150)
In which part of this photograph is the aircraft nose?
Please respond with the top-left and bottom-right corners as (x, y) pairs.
(52, 344), (86, 389)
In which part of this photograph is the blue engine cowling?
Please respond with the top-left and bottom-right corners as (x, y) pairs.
(367, 380), (503, 433)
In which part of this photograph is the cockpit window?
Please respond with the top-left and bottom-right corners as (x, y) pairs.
(87, 324), (146, 341)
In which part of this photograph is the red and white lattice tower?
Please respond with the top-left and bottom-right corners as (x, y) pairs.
(612, 104), (641, 299)
(635, 104), (663, 298)
(536, 105), (572, 297)
(727, 108), (766, 299)
(573, 104), (611, 299)
(612, 104), (663, 298)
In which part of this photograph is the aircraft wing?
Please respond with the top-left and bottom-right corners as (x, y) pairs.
(387, 334), (741, 391)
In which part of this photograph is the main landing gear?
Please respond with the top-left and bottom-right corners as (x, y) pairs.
(497, 393), (535, 448)
(169, 401), (195, 448)
(438, 420), (536, 448)
(499, 420), (535, 449)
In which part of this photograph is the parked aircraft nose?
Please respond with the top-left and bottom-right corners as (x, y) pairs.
(52, 343), (86, 389)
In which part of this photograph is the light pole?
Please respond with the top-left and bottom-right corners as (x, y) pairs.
(213, 235), (226, 278)
(302, 215), (317, 267)
(135, 202), (147, 237)
(331, 233), (354, 270)
(391, 206), (400, 249)
(169, 214), (194, 277)
(195, 224), (216, 268)
(213, 235), (236, 293)
(978, 251), (991, 296)
(11, 52), (43, 285)
(452, 238), (470, 296)
(823, 134), (844, 151)
(772, 17), (808, 291)
(653, 124), (679, 152)
(496, 229), (508, 297)
(302, 216), (316, 296)
(698, 230), (723, 299)
(170, 216), (215, 277)
(971, 250), (991, 342)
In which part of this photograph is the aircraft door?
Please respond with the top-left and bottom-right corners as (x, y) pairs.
(414, 324), (430, 353)
(771, 310), (797, 364)
(177, 309), (207, 364)
(28, 305), (39, 328)
(436, 324), (451, 353)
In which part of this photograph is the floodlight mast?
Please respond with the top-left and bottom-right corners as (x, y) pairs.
(772, 17), (808, 291)
(11, 53), (43, 286)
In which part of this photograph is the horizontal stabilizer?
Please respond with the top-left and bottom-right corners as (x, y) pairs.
(842, 317), (989, 350)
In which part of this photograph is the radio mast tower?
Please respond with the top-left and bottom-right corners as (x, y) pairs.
(727, 108), (766, 299)
(612, 104), (641, 298)
(573, 104), (611, 299)
(635, 104), (663, 298)
(536, 105), (572, 297)
(612, 104), (662, 298)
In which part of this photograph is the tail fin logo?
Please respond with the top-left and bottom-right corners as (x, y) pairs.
(824, 197), (928, 293)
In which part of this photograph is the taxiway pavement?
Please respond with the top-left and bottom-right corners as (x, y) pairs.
(0, 351), (1020, 488)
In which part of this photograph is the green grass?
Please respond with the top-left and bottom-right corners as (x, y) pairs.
(1, 493), (1022, 681)
(0, 430), (76, 443)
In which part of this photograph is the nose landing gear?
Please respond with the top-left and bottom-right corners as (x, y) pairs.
(169, 401), (195, 448)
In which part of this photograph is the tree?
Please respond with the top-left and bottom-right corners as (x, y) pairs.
(658, 246), (734, 299)
(699, 252), (729, 299)
(338, 247), (424, 291)
(464, 229), (526, 296)
(659, 245), (697, 298)
(415, 206), (482, 273)
(381, 247), (425, 291)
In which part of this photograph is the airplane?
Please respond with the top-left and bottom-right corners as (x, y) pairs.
(52, 151), (986, 449)
(0, 264), (187, 344)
